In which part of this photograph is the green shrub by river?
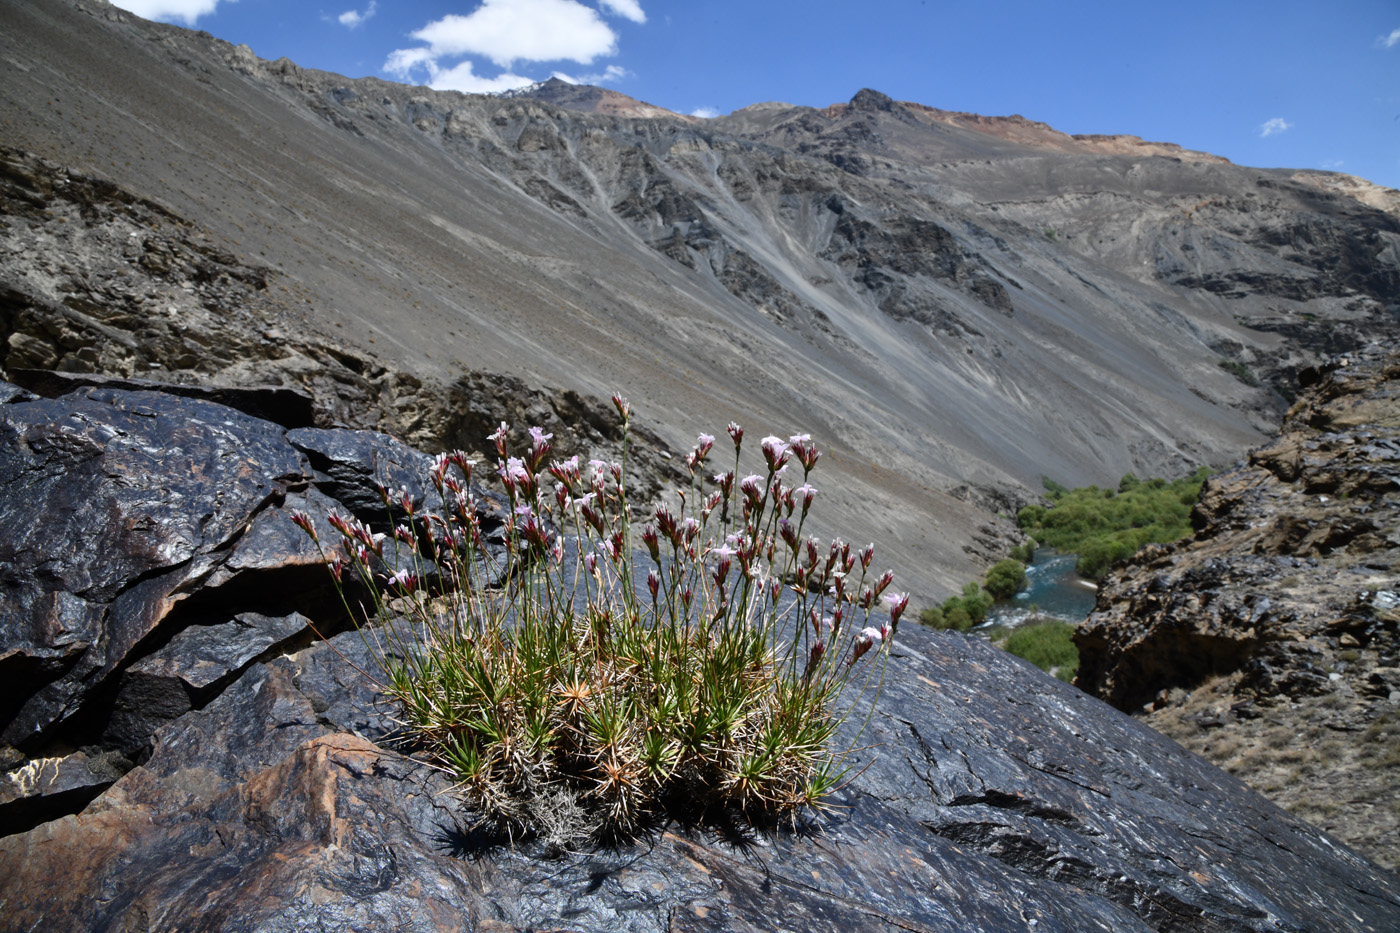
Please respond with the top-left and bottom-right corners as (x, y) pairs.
(1017, 468), (1211, 580)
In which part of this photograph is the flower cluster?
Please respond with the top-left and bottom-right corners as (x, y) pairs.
(297, 402), (900, 839)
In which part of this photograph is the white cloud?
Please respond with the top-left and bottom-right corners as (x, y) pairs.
(404, 0), (617, 69)
(110, 0), (222, 25)
(1379, 27), (1400, 49)
(428, 61), (536, 94)
(1322, 159), (1345, 170)
(550, 64), (630, 85)
(598, 0), (646, 23)
(384, 48), (533, 92)
(690, 106), (719, 119)
(338, 1), (376, 28)
(1259, 117), (1292, 138)
(386, 0), (638, 94)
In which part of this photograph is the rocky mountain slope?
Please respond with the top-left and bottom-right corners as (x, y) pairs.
(3, 377), (1397, 931)
(2, 0), (1398, 600)
(1077, 345), (1400, 870)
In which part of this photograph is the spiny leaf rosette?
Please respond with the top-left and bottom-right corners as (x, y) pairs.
(294, 396), (907, 840)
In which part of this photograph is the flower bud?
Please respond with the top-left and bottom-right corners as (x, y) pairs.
(289, 510), (317, 541)
(727, 421), (743, 451)
(611, 393), (631, 421)
(641, 524), (660, 562)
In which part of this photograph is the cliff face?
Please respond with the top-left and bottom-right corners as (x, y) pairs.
(2, 377), (1397, 931)
(1077, 345), (1400, 869)
(3, 0), (1399, 600)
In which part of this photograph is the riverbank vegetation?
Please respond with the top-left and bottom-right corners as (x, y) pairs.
(1018, 467), (1211, 580)
(988, 619), (1079, 682)
(918, 466), (1210, 685)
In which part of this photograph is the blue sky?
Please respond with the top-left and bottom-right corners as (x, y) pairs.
(115, 0), (1400, 189)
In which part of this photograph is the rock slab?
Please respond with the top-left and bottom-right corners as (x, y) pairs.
(0, 380), (1396, 931)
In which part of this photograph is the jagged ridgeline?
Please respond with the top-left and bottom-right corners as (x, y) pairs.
(3, 0), (1399, 602)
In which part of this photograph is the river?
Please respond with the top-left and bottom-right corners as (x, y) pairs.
(984, 548), (1099, 628)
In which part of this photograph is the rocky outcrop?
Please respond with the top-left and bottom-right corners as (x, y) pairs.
(0, 146), (681, 509)
(2, 379), (1398, 931)
(1077, 344), (1400, 869)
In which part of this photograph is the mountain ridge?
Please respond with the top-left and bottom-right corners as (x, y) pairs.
(2, 0), (1398, 600)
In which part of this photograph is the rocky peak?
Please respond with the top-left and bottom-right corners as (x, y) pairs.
(848, 87), (898, 112)
(498, 75), (690, 120)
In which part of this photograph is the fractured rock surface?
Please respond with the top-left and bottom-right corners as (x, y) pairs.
(0, 380), (1396, 931)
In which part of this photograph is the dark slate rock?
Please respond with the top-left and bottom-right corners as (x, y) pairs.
(0, 387), (312, 746)
(8, 368), (318, 428)
(2, 382), (1397, 931)
(0, 380), (37, 404)
(0, 748), (130, 836)
(1, 622), (1396, 932)
(102, 611), (312, 754)
(286, 426), (437, 528)
(130, 611), (311, 694)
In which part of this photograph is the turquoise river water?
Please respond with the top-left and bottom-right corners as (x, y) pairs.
(984, 549), (1099, 628)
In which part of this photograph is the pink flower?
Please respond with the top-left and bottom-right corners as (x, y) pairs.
(739, 474), (766, 504)
(760, 435), (790, 471)
(789, 434), (820, 472)
(389, 569), (419, 594)
(883, 591), (909, 625)
(849, 626), (884, 665)
(526, 426), (553, 471)
(488, 421), (510, 458)
(712, 550), (732, 586)
(793, 483), (817, 513)
(641, 524), (660, 561)
(548, 455), (581, 487)
(611, 393), (631, 421)
(874, 569), (895, 597)
(779, 517), (798, 550)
